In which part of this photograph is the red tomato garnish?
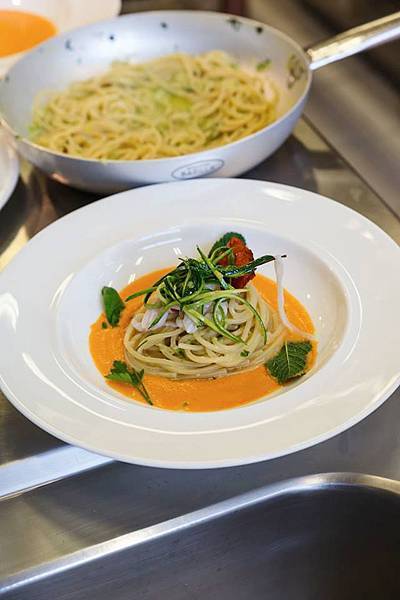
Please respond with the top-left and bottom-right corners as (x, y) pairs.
(219, 237), (255, 288)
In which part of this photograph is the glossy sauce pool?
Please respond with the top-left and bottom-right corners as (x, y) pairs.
(90, 269), (316, 412)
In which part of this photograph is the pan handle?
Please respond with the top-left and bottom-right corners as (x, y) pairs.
(306, 12), (400, 70)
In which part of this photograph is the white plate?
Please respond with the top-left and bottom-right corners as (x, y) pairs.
(0, 179), (399, 468)
(0, 0), (121, 77)
(0, 127), (18, 210)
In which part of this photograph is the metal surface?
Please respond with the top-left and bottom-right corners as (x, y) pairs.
(306, 12), (400, 69)
(2, 473), (400, 598)
(1, 2), (400, 590)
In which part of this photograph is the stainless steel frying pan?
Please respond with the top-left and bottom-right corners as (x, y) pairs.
(0, 10), (399, 193)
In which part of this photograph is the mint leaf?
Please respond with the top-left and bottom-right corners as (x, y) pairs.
(266, 341), (312, 384)
(106, 360), (152, 405)
(208, 232), (246, 257)
(101, 286), (125, 326)
(256, 58), (271, 71)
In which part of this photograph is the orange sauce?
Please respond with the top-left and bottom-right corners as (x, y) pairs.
(89, 269), (316, 412)
(0, 10), (56, 57)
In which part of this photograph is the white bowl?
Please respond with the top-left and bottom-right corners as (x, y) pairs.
(0, 0), (121, 77)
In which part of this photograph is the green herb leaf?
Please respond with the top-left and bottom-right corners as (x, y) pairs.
(266, 341), (312, 384)
(241, 350), (250, 357)
(101, 286), (125, 326)
(101, 321), (108, 330)
(208, 232), (246, 257)
(106, 360), (153, 405)
(256, 58), (271, 71)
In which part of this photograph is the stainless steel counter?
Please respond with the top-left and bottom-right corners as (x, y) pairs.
(1, 4), (400, 594)
(247, 0), (400, 216)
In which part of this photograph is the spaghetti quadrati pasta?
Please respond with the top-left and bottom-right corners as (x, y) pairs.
(90, 232), (316, 412)
(30, 50), (279, 160)
(124, 279), (284, 379)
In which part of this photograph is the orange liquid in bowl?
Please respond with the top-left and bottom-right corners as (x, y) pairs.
(89, 269), (317, 412)
(0, 10), (57, 57)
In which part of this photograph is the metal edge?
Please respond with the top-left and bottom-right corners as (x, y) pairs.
(1, 472), (399, 594)
(0, 446), (112, 499)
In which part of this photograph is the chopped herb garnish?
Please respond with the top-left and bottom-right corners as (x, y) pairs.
(123, 235), (277, 345)
(266, 341), (312, 384)
(106, 360), (152, 405)
(256, 58), (271, 71)
(240, 350), (250, 357)
(101, 286), (125, 326)
(101, 321), (108, 329)
(175, 348), (185, 357)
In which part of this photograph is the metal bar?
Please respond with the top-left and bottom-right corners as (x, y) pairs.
(306, 12), (400, 69)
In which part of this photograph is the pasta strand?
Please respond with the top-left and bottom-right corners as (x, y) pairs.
(30, 50), (279, 160)
(124, 283), (285, 380)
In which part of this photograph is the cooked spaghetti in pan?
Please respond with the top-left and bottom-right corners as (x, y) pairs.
(30, 51), (278, 160)
(89, 232), (317, 412)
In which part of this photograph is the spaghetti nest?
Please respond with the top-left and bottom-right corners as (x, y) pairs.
(124, 284), (285, 380)
(30, 50), (278, 160)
